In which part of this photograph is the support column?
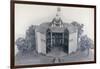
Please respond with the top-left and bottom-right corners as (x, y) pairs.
(51, 32), (52, 48)
(63, 32), (64, 45)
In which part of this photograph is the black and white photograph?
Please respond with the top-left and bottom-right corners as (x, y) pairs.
(11, 1), (96, 68)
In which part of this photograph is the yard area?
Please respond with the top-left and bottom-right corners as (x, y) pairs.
(15, 48), (94, 65)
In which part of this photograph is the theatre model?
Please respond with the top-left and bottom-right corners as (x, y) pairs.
(15, 5), (94, 66)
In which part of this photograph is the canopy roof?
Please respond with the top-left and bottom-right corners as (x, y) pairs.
(34, 7), (78, 34)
